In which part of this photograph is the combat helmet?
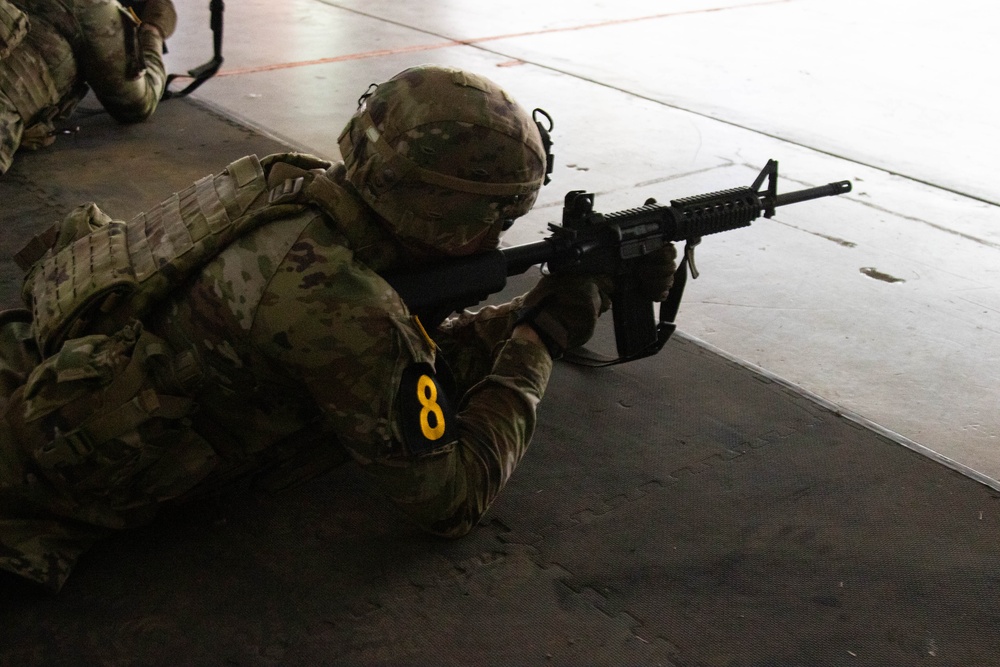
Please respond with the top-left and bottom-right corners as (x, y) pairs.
(338, 65), (553, 256)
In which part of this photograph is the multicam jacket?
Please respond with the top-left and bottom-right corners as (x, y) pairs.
(0, 153), (553, 590)
(0, 0), (167, 173)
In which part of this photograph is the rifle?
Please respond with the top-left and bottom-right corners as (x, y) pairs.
(162, 0), (224, 99)
(120, 0), (224, 99)
(384, 160), (851, 364)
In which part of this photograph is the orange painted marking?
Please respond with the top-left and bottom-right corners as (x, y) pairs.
(197, 0), (791, 80)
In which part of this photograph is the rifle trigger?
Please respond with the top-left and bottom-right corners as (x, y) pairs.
(684, 238), (701, 280)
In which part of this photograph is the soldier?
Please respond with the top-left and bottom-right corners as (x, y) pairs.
(0, 0), (177, 174)
(0, 64), (676, 591)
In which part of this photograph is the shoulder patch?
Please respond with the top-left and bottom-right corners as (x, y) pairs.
(398, 362), (455, 454)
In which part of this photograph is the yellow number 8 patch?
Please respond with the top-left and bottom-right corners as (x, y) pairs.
(399, 363), (454, 453)
(417, 374), (446, 440)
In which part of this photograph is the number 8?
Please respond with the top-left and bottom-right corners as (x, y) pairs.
(417, 374), (446, 441)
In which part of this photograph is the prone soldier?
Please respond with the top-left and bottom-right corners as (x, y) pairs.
(0, 0), (177, 174)
(0, 64), (676, 590)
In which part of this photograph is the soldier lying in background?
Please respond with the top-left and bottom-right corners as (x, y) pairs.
(0, 0), (176, 174)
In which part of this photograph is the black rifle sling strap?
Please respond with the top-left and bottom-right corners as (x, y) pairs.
(564, 240), (693, 368)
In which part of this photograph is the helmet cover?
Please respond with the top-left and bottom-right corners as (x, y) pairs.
(338, 65), (548, 256)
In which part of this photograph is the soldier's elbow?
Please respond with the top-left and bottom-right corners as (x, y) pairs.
(108, 104), (156, 124)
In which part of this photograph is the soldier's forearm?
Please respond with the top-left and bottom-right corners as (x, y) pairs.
(77, 3), (166, 123)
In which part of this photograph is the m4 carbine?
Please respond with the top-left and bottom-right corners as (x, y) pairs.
(385, 160), (852, 364)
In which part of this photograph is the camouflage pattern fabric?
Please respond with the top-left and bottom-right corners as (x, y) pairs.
(0, 312), (111, 592)
(21, 154), (274, 357)
(147, 163), (553, 536)
(339, 65), (548, 257)
(0, 313), (218, 590)
(0, 155), (554, 590)
(0, 0), (168, 174)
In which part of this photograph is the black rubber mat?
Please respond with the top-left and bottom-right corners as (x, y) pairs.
(1, 96), (998, 667)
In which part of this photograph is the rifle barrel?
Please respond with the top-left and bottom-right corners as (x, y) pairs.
(774, 180), (852, 208)
(501, 178), (852, 277)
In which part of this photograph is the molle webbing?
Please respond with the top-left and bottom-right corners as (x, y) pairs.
(25, 155), (275, 356)
(0, 32), (61, 124)
(27, 221), (134, 354)
(0, 0), (28, 59)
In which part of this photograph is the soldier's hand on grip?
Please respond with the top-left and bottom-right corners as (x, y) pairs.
(517, 274), (613, 358)
(139, 0), (177, 40)
(634, 243), (677, 302)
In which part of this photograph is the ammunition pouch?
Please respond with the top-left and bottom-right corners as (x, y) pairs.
(17, 153), (357, 358)
(0, 3), (87, 149)
(0, 0), (28, 61)
(14, 321), (216, 521)
(20, 154), (274, 356)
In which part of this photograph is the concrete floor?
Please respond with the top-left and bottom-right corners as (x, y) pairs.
(164, 0), (999, 484)
(9, 94), (1000, 666)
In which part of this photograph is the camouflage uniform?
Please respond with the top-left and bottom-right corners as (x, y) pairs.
(147, 159), (552, 536)
(0, 0), (171, 174)
(0, 66), (558, 590)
